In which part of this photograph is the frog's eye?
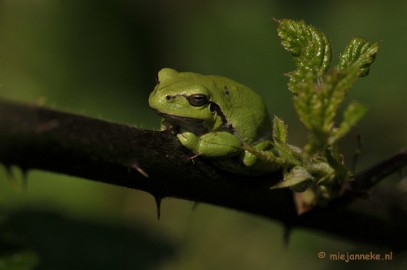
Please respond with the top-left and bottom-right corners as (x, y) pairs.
(188, 94), (209, 107)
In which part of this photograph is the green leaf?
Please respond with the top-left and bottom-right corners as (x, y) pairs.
(319, 68), (360, 133)
(338, 37), (379, 77)
(272, 116), (288, 144)
(271, 166), (314, 191)
(277, 19), (332, 93)
(271, 116), (302, 166)
(292, 68), (360, 151)
(292, 77), (322, 132)
(274, 19), (380, 206)
(330, 101), (367, 144)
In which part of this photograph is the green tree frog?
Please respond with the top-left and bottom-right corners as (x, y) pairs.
(149, 68), (279, 174)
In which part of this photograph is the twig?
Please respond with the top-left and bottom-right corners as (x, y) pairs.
(1, 99), (406, 248)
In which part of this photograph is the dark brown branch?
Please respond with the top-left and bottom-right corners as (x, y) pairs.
(350, 148), (407, 192)
(1, 99), (406, 249)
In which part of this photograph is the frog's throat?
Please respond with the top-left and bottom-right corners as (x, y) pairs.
(157, 104), (234, 136)
(157, 112), (209, 135)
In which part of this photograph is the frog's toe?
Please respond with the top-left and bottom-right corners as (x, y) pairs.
(177, 132), (200, 153)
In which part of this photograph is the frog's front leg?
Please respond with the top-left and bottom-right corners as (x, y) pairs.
(177, 131), (242, 158)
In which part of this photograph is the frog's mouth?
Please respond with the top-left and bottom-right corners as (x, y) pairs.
(156, 112), (209, 135)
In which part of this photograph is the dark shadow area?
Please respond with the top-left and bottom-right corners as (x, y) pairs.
(0, 208), (177, 270)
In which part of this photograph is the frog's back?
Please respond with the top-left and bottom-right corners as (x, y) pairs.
(206, 74), (273, 144)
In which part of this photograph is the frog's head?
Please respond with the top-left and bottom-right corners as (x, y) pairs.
(149, 68), (225, 133)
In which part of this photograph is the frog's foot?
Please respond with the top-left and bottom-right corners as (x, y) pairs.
(177, 131), (242, 158)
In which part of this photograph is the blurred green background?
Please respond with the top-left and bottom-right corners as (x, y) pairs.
(0, 0), (406, 269)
